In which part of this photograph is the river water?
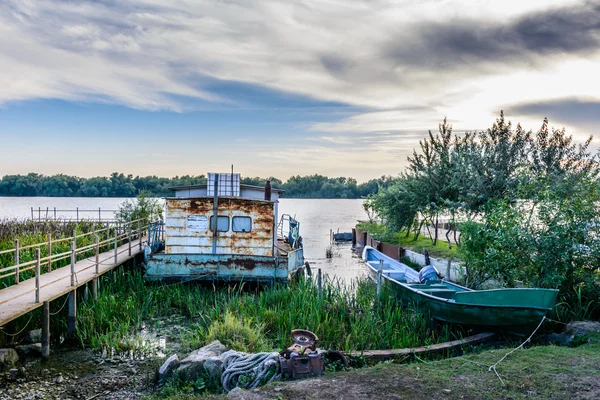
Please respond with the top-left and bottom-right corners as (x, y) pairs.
(0, 197), (368, 281)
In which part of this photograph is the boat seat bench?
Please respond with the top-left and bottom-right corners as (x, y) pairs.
(416, 289), (456, 299)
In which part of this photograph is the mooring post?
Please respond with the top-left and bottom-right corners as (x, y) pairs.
(14, 238), (19, 284)
(114, 226), (118, 264)
(42, 300), (50, 359)
(377, 259), (384, 302)
(47, 233), (52, 272)
(68, 290), (77, 335)
(446, 259), (452, 281)
(35, 249), (41, 303)
(317, 268), (322, 299)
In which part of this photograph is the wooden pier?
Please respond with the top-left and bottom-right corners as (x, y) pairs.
(0, 219), (148, 358)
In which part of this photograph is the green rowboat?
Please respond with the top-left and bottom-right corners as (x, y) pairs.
(362, 246), (559, 330)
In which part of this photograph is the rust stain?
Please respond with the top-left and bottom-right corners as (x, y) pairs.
(165, 196), (275, 256)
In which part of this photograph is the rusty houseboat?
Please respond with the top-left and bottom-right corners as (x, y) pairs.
(144, 173), (306, 282)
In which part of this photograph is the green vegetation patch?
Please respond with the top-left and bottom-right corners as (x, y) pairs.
(357, 221), (460, 260)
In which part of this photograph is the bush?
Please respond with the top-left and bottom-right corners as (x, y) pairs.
(205, 312), (271, 353)
(116, 190), (163, 223)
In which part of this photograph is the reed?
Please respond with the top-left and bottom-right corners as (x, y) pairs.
(74, 269), (457, 354)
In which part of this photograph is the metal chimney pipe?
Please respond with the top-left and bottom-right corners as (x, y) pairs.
(264, 180), (272, 201)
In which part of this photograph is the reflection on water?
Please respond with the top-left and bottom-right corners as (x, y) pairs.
(0, 197), (368, 280)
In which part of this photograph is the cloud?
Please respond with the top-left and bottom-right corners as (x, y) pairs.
(509, 98), (600, 131)
(1, 0), (598, 113)
(383, 2), (600, 69)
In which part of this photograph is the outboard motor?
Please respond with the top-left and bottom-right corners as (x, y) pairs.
(419, 265), (440, 283)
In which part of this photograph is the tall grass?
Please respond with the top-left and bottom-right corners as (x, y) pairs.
(76, 269), (456, 353)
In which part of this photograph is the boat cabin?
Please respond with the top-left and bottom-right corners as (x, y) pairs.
(144, 173), (305, 282)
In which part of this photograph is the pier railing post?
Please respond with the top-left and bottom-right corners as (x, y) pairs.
(47, 233), (52, 272)
(138, 220), (142, 251)
(377, 259), (384, 303)
(14, 239), (19, 284)
(35, 249), (41, 303)
(114, 226), (118, 264)
(128, 222), (132, 256)
(95, 235), (100, 274)
(70, 237), (76, 287)
(92, 235), (99, 300)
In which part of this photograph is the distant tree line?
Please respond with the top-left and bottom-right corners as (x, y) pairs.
(0, 172), (396, 199)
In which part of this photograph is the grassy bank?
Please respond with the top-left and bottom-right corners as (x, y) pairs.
(357, 221), (461, 260)
(216, 335), (600, 400)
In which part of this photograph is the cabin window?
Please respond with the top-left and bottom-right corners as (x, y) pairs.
(209, 215), (230, 232)
(232, 216), (252, 232)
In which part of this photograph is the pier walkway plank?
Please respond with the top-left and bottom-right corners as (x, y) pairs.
(0, 239), (143, 326)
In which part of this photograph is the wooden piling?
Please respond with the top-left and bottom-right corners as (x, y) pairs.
(68, 290), (76, 334)
(41, 301), (50, 359)
(317, 268), (322, 299)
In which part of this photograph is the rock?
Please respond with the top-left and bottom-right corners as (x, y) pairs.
(15, 343), (42, 358)
(176, 341), (228, 381)
(0, 348), (19, 370)
(24, 329), (42, 344)
(228, 387), (243, 396)
(188, 340), (227, 358)
(545, 321), (600, 346)
(564, 321), (600, 337)
(204, 357), (224, 378)
(544, 333), (572, 346)
(55, 375), (64, 384)
(157, 354), (180, 385)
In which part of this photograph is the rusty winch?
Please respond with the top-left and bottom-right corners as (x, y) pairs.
(278, 329), (324, 379)
(278, 329), (350, 380)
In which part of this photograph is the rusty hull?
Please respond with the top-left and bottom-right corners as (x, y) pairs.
(145, 249), (304, 281)
(164, 197), (275, 256)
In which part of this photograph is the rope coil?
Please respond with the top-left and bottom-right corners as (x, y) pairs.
(220, 350), (281, 392)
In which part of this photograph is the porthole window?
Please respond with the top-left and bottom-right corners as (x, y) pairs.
(232, 216), (252, 232)
(209, 216), (230, 232)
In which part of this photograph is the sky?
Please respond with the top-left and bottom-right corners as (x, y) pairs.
(1, 0), (599, 182)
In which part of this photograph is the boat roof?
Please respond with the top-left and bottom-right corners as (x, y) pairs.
(168, 183), (285, 193)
